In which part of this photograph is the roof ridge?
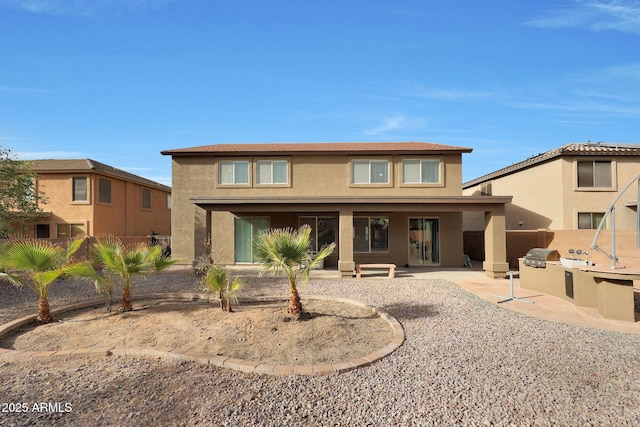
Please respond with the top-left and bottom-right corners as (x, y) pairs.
(162, 141), (473, 155)
(463, 141), (640, 188)
(29, 158), (171, 191)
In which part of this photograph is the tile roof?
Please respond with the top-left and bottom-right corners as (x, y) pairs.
(161, 141), (473, 156)
(463, 142), (640, 188)
(29, 159), (171, 191)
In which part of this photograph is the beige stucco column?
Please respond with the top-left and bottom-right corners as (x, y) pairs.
(338, 208), (355, 278)
(483, 207), (509, 278)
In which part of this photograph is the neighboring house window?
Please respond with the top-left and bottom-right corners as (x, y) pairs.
(577, 161), (612, 188)
(36, 224), (50, 238)
(219, 160), (249, 185)
(578, 212), (606, 229)
(402, 159), (440, 184)
(142, 188), (151, 210)
(352, 160), (389, 184)
(99, 178), (111, 203)
(257, 160), (288, 184)
(72, 177), (87, 202)
(167, 194), (172, 209)
(353, 216), (389, 253)
(57, 224), (85, 238)
(480, 182), (492, 196)
(299, 216), (336, 252)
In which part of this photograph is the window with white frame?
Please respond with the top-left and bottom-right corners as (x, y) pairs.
(257, 160), (288, 184)
(352, 160), (389, 184)
(353, 216), (389, 253)
(577, 160), (612, 188)
(402, 159), (440, 184)
(219, 160), (249, 185)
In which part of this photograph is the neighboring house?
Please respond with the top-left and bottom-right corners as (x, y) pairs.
(463, 142), (640, 267)
(161, 142), (511, 278)
(24, 159), (171, 240)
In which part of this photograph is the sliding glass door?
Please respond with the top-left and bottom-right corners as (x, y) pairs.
(408, 218), (439, 265)
(234, 217), (269, 263)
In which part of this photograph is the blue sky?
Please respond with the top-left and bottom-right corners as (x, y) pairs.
(1, 0), (639, 186)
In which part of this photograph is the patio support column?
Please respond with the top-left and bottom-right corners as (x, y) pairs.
(338, 208), (355, 278)
(483, 207), (509, 278)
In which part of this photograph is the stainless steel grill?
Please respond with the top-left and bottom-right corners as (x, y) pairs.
(523, 248), (560, 268)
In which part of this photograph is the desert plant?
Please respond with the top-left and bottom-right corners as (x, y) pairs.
(193, 236), (214, 277)
(94, 274), (115, 312)
(252, 225), (335, 315)
(201, 265), (243, 312)
(0, 237), (98, 323)
(92, 236), (176, 312)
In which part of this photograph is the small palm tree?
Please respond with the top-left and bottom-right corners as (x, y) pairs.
(252, 225), (335, 315)
(0, 237), (98, 323)
(201, 265), (243, 312)
(92, 236), (176, 312)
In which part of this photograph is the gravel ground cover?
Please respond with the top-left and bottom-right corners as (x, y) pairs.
(1, 269), (639, 426)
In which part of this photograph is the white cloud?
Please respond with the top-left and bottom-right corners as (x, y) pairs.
(363, 114), (428, 136)
(0, 86), (52, 95)
(402, 84), (497, 101)
(525, 0), (640, 35)
(510, 99), (640, 117)
(14, 150), (88, 159)
(0, 0), (175, 16)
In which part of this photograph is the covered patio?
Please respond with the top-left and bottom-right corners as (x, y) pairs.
(190, 195), (512, 278)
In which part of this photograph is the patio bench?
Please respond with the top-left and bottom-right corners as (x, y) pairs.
(355, 263), (396, 279)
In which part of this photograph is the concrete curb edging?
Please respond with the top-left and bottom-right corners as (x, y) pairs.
(0, 293), (405, 376)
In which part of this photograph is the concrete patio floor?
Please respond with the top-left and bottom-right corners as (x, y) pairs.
(227, 263), (640, 335)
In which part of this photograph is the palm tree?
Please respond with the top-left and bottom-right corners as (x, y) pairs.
(92, 236), (176, 312)
(201, 265), (243, 312)
(252, 225), (335, 315)
(0, 237), (98, 323)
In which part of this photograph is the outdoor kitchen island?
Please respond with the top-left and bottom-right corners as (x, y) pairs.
(519, 259), (639, 322)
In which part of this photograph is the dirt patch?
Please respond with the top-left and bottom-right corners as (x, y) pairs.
(0, 298), (395, 365)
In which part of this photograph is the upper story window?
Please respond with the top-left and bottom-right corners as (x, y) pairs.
(352, 160), (389, 184)
(480, 182), (492, 196)
(257, 160), (288, 184)
(72, 176), (87, 202)
(577, 160), (612, 188)
(219, 160), (249, 185)
(142, 188), (151, 210)
(167, 194), (172, 209)
(98, 178), (111, 203)
(402, 159), (440, 184)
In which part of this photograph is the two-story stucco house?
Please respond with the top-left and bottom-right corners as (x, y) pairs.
(27, 159), (172, 240)
(161, 142), (511, 278)
(463, 142), (640, 231)
(462, 142), (640, 268)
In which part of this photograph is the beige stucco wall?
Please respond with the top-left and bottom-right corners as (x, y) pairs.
(464, 158), (563, 230)
(190, 152), (463, 199)
(170, 152), (468, 267)
(464, 155), (640, 231)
